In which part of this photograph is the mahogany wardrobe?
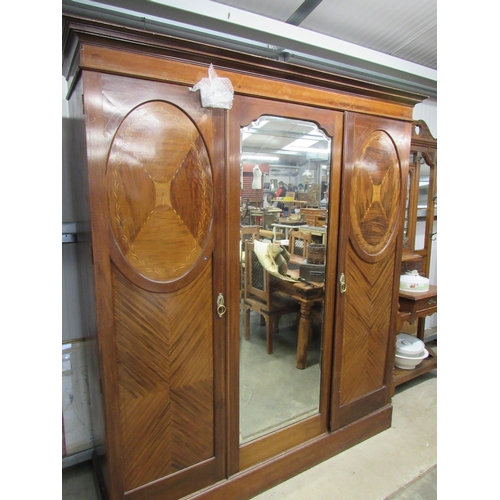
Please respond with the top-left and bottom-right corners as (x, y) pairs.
(63, 15), (426, 500)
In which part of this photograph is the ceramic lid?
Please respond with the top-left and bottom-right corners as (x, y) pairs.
(400, 274), (429, 284)
(396, 333), (425, 357)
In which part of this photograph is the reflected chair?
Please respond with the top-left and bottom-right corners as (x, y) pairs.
(243, 241), (300, 354)
(240, 226), (261, 268)
(240, 226), (261, 297)
(288, 229), (312, 270)
(240, 226), (260, 246)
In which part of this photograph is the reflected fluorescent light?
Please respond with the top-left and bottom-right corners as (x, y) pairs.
(241, 154), (279, 162)
(283, 146), (330, 153)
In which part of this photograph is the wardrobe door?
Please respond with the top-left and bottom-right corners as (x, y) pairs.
(228, 94), (343, 472)
(83, 71), (226, 500)
(331, 112), (410, 429)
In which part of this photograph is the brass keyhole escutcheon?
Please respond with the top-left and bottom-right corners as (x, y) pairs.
(217, 293), (227, 317)
(340, 273), (347, 294)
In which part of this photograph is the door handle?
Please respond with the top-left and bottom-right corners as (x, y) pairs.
(217, 293), (227, 317)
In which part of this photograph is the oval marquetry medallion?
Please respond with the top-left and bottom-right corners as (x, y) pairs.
(350, 130), (400, 258)
(107, 101), (213, 282)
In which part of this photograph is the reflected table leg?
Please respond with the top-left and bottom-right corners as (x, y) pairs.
(296, 301), (314, 370)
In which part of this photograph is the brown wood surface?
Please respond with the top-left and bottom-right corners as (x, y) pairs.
(63, 15), (426, 112)
(81, 71), (226, 499)
(331, 112), (410, 430)
(398, 285), (438, 323)
(63, 16), (418, 499)
(189, 406), (392, 500)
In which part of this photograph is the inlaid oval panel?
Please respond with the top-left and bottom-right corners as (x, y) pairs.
(107, 101), (213, 282)
(350, 130), (400, 258)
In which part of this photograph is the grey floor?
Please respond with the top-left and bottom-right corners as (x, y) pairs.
(63, 313), (437, 499)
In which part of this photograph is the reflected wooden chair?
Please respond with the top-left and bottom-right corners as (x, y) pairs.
(288, 229), (312, 270)
(242, 241), (300, 354)
(240, 226), (261, 297)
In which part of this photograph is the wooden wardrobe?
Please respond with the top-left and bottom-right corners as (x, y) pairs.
(63, 15), (425, 500)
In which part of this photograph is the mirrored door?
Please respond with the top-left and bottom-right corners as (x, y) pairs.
(228, 95), (343, 472)
(239, 114), (330, 443)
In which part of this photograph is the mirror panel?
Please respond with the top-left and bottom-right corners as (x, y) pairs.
(415, 160), (430, 251)
(239, 115), (331, 444)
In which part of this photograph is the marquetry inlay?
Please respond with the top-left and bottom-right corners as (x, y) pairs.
(154, 180), (172, 207)
(350, 130), (400, 257)
(106, 101), (213, 281)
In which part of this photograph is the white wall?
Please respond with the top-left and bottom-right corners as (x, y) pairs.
(413, 97), (437, 137)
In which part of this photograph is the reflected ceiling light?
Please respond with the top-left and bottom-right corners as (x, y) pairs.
(241, 154), (279, 162)
(283, 138), (319, 151)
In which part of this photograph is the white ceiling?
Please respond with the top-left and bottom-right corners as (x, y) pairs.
(62, 0), (437, 97)
(213, 0), (436, 70)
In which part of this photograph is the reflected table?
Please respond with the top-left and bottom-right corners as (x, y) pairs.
(250, 209), (282, 229)
(271, 222), (307, 240)
(270, 271), (324, 369)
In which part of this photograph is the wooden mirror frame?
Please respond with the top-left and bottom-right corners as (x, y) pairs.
(401, 119), (437, 278)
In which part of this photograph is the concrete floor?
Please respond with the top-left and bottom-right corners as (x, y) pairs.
(62, 312), (437, 499)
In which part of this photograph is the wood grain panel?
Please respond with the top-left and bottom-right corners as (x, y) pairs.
(350, 130), (400, 261)
(339, 246), (395, 404)
(113, 262), (214, 491)
(332, 112), (409, 430)
(107, 101), (213, 282)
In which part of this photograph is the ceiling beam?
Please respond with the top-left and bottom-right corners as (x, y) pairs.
(286, 0), (323, 26)
(62, 0), (437, 97)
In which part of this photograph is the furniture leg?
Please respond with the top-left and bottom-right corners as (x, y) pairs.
(296, 301), (313, 369)
(416, 316), (426, 342)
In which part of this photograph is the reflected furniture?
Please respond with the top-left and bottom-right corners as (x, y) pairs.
(240, 226), (260, 248)
(271, 222), (308, 240)
(288, 229), (312, 270)
(270, 271), (324, 369)
(250, 208), (282, 229)
(243, 241), (301, 354)
(302, 208), (327, 227)
(240, 226), (261, 296)
(63, 15), (426, 500)
(301, 225), (327, 244)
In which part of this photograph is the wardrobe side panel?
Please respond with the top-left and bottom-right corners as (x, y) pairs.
(65, 75), (110, 488)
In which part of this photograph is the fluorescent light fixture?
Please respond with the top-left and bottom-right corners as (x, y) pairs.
(283, 137), (319, 151)
(241, 154), (279, 162)
(283, 146), (330, 153)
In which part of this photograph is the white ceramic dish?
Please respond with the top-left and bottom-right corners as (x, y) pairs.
(399, 273), (429, 292)
(394, 348), (429, 370)
(395, 333), (425, 358)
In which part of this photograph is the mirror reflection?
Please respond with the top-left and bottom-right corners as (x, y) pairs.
(239, 116), (331, 443)
(415, 159), (431, 251)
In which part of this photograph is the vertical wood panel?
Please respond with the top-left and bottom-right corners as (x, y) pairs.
(114, 263), (214, 490)
(332, 111), (410, 430)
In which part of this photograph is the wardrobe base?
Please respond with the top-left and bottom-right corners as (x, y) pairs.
(188, 405), (392, 500)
